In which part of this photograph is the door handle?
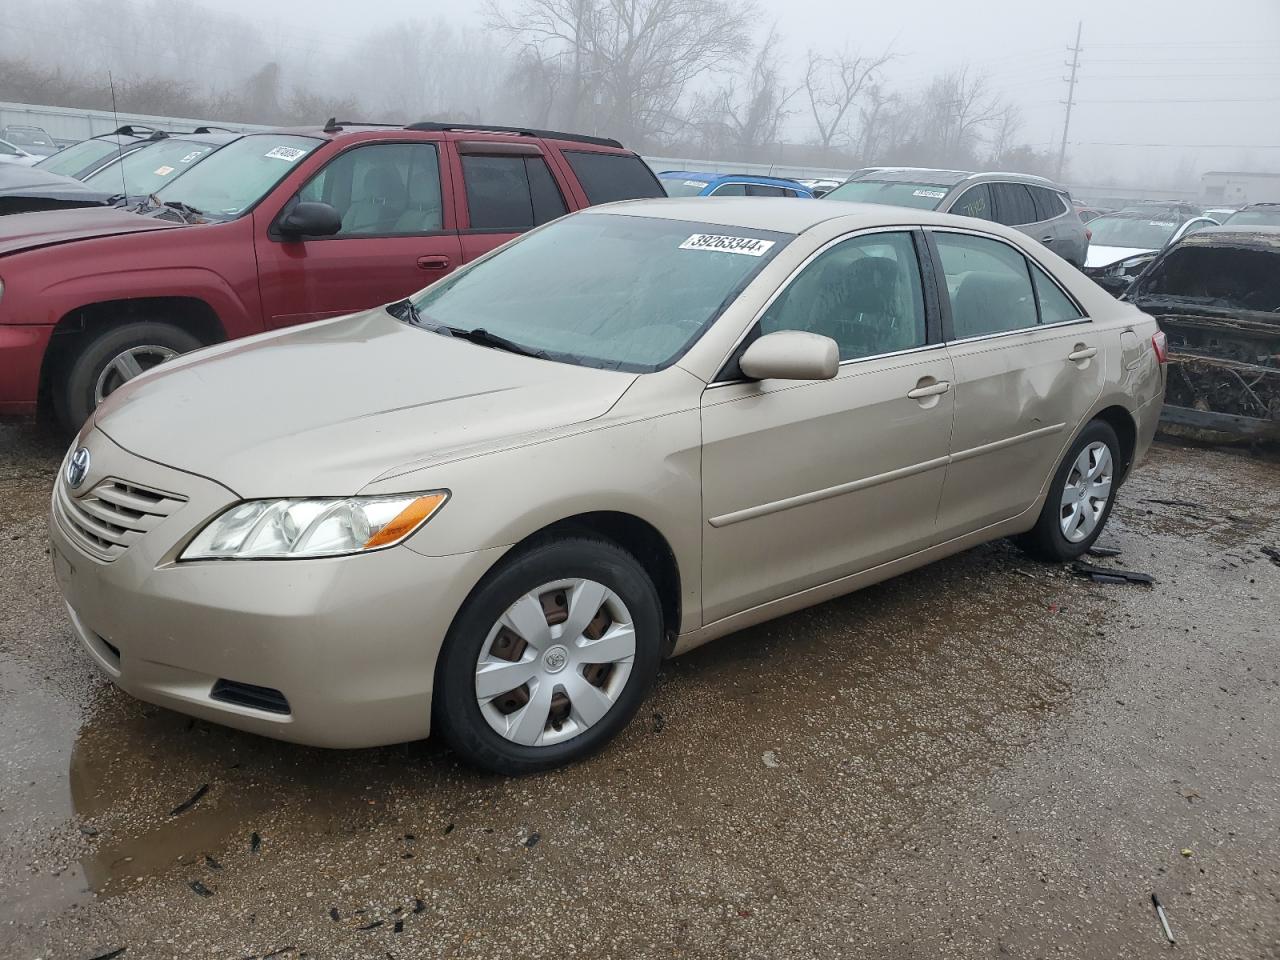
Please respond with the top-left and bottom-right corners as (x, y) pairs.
(906, 380), (951, 400)
(1040, 235), (1054, 243)
(1068, 346), (1098, 362)
(417, 255), (451, 270)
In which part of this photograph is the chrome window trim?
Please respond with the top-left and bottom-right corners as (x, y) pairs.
(708, 224), (935, 385)
(944, 316), (1092, 348)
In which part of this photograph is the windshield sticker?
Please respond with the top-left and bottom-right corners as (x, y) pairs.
(913, 189), (947, 199)
(153, 165), (175, 176)
(679, 234), (776, 256)
(1150, 221), (1175, 227)
(265, 146), (306, 162)
(684, 180), (706, 187)
(179, 151), (203, 163)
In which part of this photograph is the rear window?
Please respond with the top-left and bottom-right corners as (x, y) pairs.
(562, 151), (665, 204)
(824, 180), (951, 210)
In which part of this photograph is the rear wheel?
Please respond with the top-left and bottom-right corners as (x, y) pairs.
(56, 322), (201, 432)
(1017, 419), (1120, 562)
(434, 537), (663, 775)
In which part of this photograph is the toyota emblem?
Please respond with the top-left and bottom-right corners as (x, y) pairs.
(66, 447), (91, 489)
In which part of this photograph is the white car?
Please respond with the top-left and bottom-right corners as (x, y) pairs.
(0, 138), (39, 167)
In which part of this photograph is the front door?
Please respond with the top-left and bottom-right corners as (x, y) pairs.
(455, 146), (572, 264)
(700, 230), (955, 624)
(254, 140), (462, 328)
(928, 228), (1106, 537)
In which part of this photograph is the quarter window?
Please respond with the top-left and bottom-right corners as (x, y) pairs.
(462, 154), (567, 230)
(934, 232), (1039, 337)
(561, 150), (665, 204)
(297, 142), (442, 236)
(992, 182), (1038, 226)
(759, 231), (928, 360)
(1030, 263), (1083, 324)
(710, 182), (748, 196)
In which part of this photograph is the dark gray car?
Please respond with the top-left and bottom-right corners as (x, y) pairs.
(824, 168), (1090, 267)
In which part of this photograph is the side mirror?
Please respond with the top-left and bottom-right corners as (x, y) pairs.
(739, 330), (839, 382)
(277, 200), (342, 239)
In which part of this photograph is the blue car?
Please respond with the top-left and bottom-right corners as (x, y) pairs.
(658, 171), (815, 199)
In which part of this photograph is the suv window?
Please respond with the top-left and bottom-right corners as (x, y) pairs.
(299, 142), (442, 235)
(759, 231), (927, 360)
(462, 154), (567, 230)
(747, 184), (786, 197)
(561, 150), (665, 205)
(949, 183), (992, 220)
(1031, 186), (1065, 222)
(710, 182), (748, 196)
(992, 182), (1038, 226)
(934, 232), (1038, 337)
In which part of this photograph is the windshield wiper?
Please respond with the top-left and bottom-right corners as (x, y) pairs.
(161, 199), (204, 222)
(388, 298), (451, 332)
(450, 326), (547, 359)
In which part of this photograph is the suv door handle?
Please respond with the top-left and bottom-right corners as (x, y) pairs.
(907, 380), (951, 400)
(1068, 346), (1098, 361)
(417, 255), (451, 270)
(1039, 235), (1054, 243)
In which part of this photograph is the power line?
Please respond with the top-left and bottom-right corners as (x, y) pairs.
(1075, 96), (1280, 104)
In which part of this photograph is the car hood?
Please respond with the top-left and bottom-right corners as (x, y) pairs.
(0, 206), (181, 257)
(1084, 244), (1155, 270)
(94, 309), (638, 497)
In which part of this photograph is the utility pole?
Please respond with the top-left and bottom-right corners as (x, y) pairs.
(1056, 21), (1083, 181)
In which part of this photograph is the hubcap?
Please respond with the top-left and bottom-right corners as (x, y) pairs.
(93, 345), (180, 405)
(475, 578), (636, 747)
(1059, 441), (1113, 543)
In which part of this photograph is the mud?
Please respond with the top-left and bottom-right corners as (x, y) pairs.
(1, 422), (1277, 959)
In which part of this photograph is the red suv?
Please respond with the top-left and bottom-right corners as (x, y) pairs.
(0, 121), (664, 429)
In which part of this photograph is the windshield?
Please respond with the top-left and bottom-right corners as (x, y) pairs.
(660, 176), (711, 197)
(4, 129), (56, 154)
(823, 179), (951, 210)
(1088, 216), (1177, 249)
(1223, 209), (1280, 227)
(36, 137), (123, 177)
(153, 134), (322, 220)
(85, 138), (224, 196)
(409, 213), (790, 372)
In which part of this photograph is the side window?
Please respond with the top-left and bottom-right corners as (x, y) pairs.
(710, 182), (748, 196)
(759, 231), (927, 361)
(950, 183), (992, 221)
(295, 142), (442, 236)
(462, 154), (567, 231)
(746, 184), (786, 197)
(1030, 263), (1083, 324)
(992, 182), (1038, 226)
(1031, 186), (1065, 222)
(934, 232), (1038, 338)
(561, 150), (665, 204)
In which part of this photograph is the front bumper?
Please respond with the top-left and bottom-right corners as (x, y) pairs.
(48, 428), (506, 748)
(0, 324), (53, 416)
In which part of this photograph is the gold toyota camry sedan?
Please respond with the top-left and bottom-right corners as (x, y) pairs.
(49, 198), (1166, 773)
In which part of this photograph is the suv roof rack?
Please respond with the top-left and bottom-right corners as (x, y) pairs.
(191, 125), (239, 134)
(112, 124), (168, 139)
(403, 121), (622, 149)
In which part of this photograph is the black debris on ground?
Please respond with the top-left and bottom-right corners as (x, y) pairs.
(524, 832), (541, 848)
(204, 854), (222, 870)
(250, 832), (261, 853)
(1087, 545), (1123, 558)
(328, 908), (339, 922)
(87, 950), (126, 960)
(357, 920), (384, 931)
(1071, 561), (1156, 586)
(188, 880), (214, 898)
(170, 783), (209, 816)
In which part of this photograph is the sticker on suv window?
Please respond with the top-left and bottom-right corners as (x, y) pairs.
(913, 189), (947, 199)
(684, 180), (706, 188)
(265, 146), (306, 162)
(679, 234), (776, 256)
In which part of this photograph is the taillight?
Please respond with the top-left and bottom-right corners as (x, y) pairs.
(1085, 227), (1093, 242)
(1152, 330), (1169, 364)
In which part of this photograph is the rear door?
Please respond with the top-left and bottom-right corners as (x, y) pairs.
(254, 139), (461, 328)
(927, 228), (1105, 538)
(454, 141), (571, 264)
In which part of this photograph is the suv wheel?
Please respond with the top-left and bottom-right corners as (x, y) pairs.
(1017, 419), (1121, 562)
(57, 322), (202, 432)
(434, 537), (663, 775)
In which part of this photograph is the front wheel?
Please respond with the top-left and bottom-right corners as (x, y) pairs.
(1017, 419), (1121, 562)
(434, 537), (663, 775)
(56, 322), (202, 433)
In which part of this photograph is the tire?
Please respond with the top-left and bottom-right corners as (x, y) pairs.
(1017, 419), (1121, 562)
(56, 321), (202, 433)
(434, 536), (663, 775)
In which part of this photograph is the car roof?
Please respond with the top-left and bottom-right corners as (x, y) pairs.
(659, 171), (808, 189)
(849, 167), (1064, 190)
(591, 195), (1030, 236)
(265, 121), (631, 152)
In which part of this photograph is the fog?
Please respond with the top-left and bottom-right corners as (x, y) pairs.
(1, 0), (1277, 189)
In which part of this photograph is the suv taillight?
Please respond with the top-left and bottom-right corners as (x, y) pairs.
(1085, 227), (1093, 242)
(1152, 330), (1169, 364)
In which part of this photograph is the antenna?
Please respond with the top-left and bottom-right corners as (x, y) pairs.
(108, 71), (129, 201)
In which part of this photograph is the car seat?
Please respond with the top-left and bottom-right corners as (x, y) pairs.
(342, 164), (408, 234)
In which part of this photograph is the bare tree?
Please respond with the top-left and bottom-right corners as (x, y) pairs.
(986, 102), (1023, 165)
(692, 26), (794, 157)
(802, 46), (894, 155)
(486, 0), (754, 147)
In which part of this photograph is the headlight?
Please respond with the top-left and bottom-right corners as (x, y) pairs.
(180, 491), (448, 560)
(1106, 255), (1155, 279)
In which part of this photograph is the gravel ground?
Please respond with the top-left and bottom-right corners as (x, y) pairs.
(1, 420), (1277, 960)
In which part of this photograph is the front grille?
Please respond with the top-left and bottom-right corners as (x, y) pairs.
(55, 475), (186, 561)
(210, 679), (292, 715)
